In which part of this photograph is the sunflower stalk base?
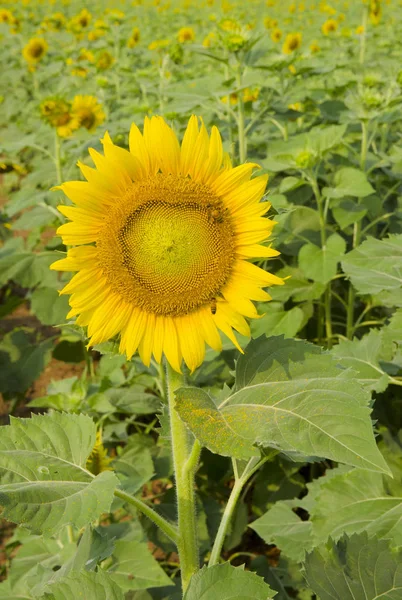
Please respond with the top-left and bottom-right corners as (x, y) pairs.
(166, 362), (200, 594)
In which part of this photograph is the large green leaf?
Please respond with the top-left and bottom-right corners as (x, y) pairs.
(0, 413), (118, 535)
(250, 503), (313, 562)
(184, 563), (276, 600)
(176, 337), (390, 473)
(307, 467), (402, 547)
(298, 233), (346, 284)
(303, 533), (402, 600)
(342, 235), (402, 298)
(42, 569), (124, 600)
(322, 167), (375, 198)
(331, 330), (390, 393)
(106, 540), (173, 591)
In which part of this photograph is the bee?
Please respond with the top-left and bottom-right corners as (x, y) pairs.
(210, 297), (217, 315)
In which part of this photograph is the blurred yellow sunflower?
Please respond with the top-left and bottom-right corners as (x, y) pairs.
(71, 95), (105, 132)
(369, 0), (382, 25)
(22, 37), (48, 63)
(96, 50), (115, 70)
(0, 9), (14, 23)
(127, 27), (140, 48)
(271, 28), (282, 42)
(40, 98), (80, 137)
(52, 116), (283, 372)
(282, 32), (302, 54)
(177, 27), (195, 43)
(322, 18), (338, 35)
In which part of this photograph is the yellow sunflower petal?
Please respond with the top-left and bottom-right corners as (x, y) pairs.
(102, 131), (145, 181)
(163, 318), (182, 373)
(129, 122), (151, 176)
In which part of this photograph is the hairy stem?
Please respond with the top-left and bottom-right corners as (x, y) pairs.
(114, 488), (178, 543)
(166, 363), (199, 593)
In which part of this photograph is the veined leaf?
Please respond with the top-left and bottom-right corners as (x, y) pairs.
(331, 330), (390, 393)
(106, 540), (173, 591)
(42, 569), (124, 600)
(0, 413), (118, 535)
(322, 167), (375, 199)
(303, 533), (402, 600)
(250, 503), (313, 562)
(342, 234), (402, 297)
(184, 563), (276, 599)
(176, 337), (390, 473)
(298, 233), (346, 285)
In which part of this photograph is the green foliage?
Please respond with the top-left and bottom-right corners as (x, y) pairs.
(184, 563), (276, 600)
(303, 533), (402, 600)
(0, 413), (117, 534)
(176, 337), (389, 473)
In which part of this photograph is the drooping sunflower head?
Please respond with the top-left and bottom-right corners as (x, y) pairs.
(282, 32), (302, 54)
(71, 95), (105, 132)
(52, 116), (284, 372)
(22, 37), (48, 63)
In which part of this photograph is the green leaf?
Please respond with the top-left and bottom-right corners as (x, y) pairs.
(303, 533), (402, 600)
(323, 167), (375, 198)
(269, 267), (325, 303)
(331, 330), (390, 393)
(184, 563), (276, 599)
(307, 467), (402, 547)
(250, 503), (313, 562)
(0, 251), (58, 288)
(0, 412), (118, 535)
(0, 329), (54, 395)
(30, 288), (70, 326)
(113, 435), (155, 494)
(176, 337), (390, 473)
(342, 234), (402, 297)
(298, 233), (346, 284)
(251, 303), (304, 339)
(331, 198), (367, 230)
(42, 569), (124, 600)
(106, 540), (173, 591)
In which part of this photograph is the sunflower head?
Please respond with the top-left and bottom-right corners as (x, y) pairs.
(0, 9), (14, 24)
(52, 116), (283, 373)
(96, 50), (115, 70)
(40, 97), (80, 138)
(22, 37), (48, 63)
(71, 95), (106, 132)
(321, 18), (338, 35)
(177, 27), (195, 43)
(127, 27), (140, 48)
(282, 32), (302, 54)
(271, 28), (282, 42)
(369, 0), (382, 25)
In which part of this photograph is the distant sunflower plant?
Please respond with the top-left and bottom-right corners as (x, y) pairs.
(51, 115), (283, 591)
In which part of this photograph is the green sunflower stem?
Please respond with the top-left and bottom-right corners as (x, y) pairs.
(166, 362), (200, 594)
(236, 64), (247, 164)
(54, 130), (63, 185)
(359, 4), (369, 65)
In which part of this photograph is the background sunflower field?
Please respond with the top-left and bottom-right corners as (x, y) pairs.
(2, 0), (402, 598)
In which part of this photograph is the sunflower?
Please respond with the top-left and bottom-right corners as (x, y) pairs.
(369, 0), (382, 25)
(0, 9), (14, 24)
(52, 116), (283, 373)
(40, 98), (80, 137)
(71, 95), (105, 132)
(96, 50), (115, 70)
(321, 18), (338, 35)
(271, 28), (282, 42)
(22, 38), (48, 63)
(127, 27), (140, 48)
(282, 32), (302, 54)
(177, 27), (195, 43)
